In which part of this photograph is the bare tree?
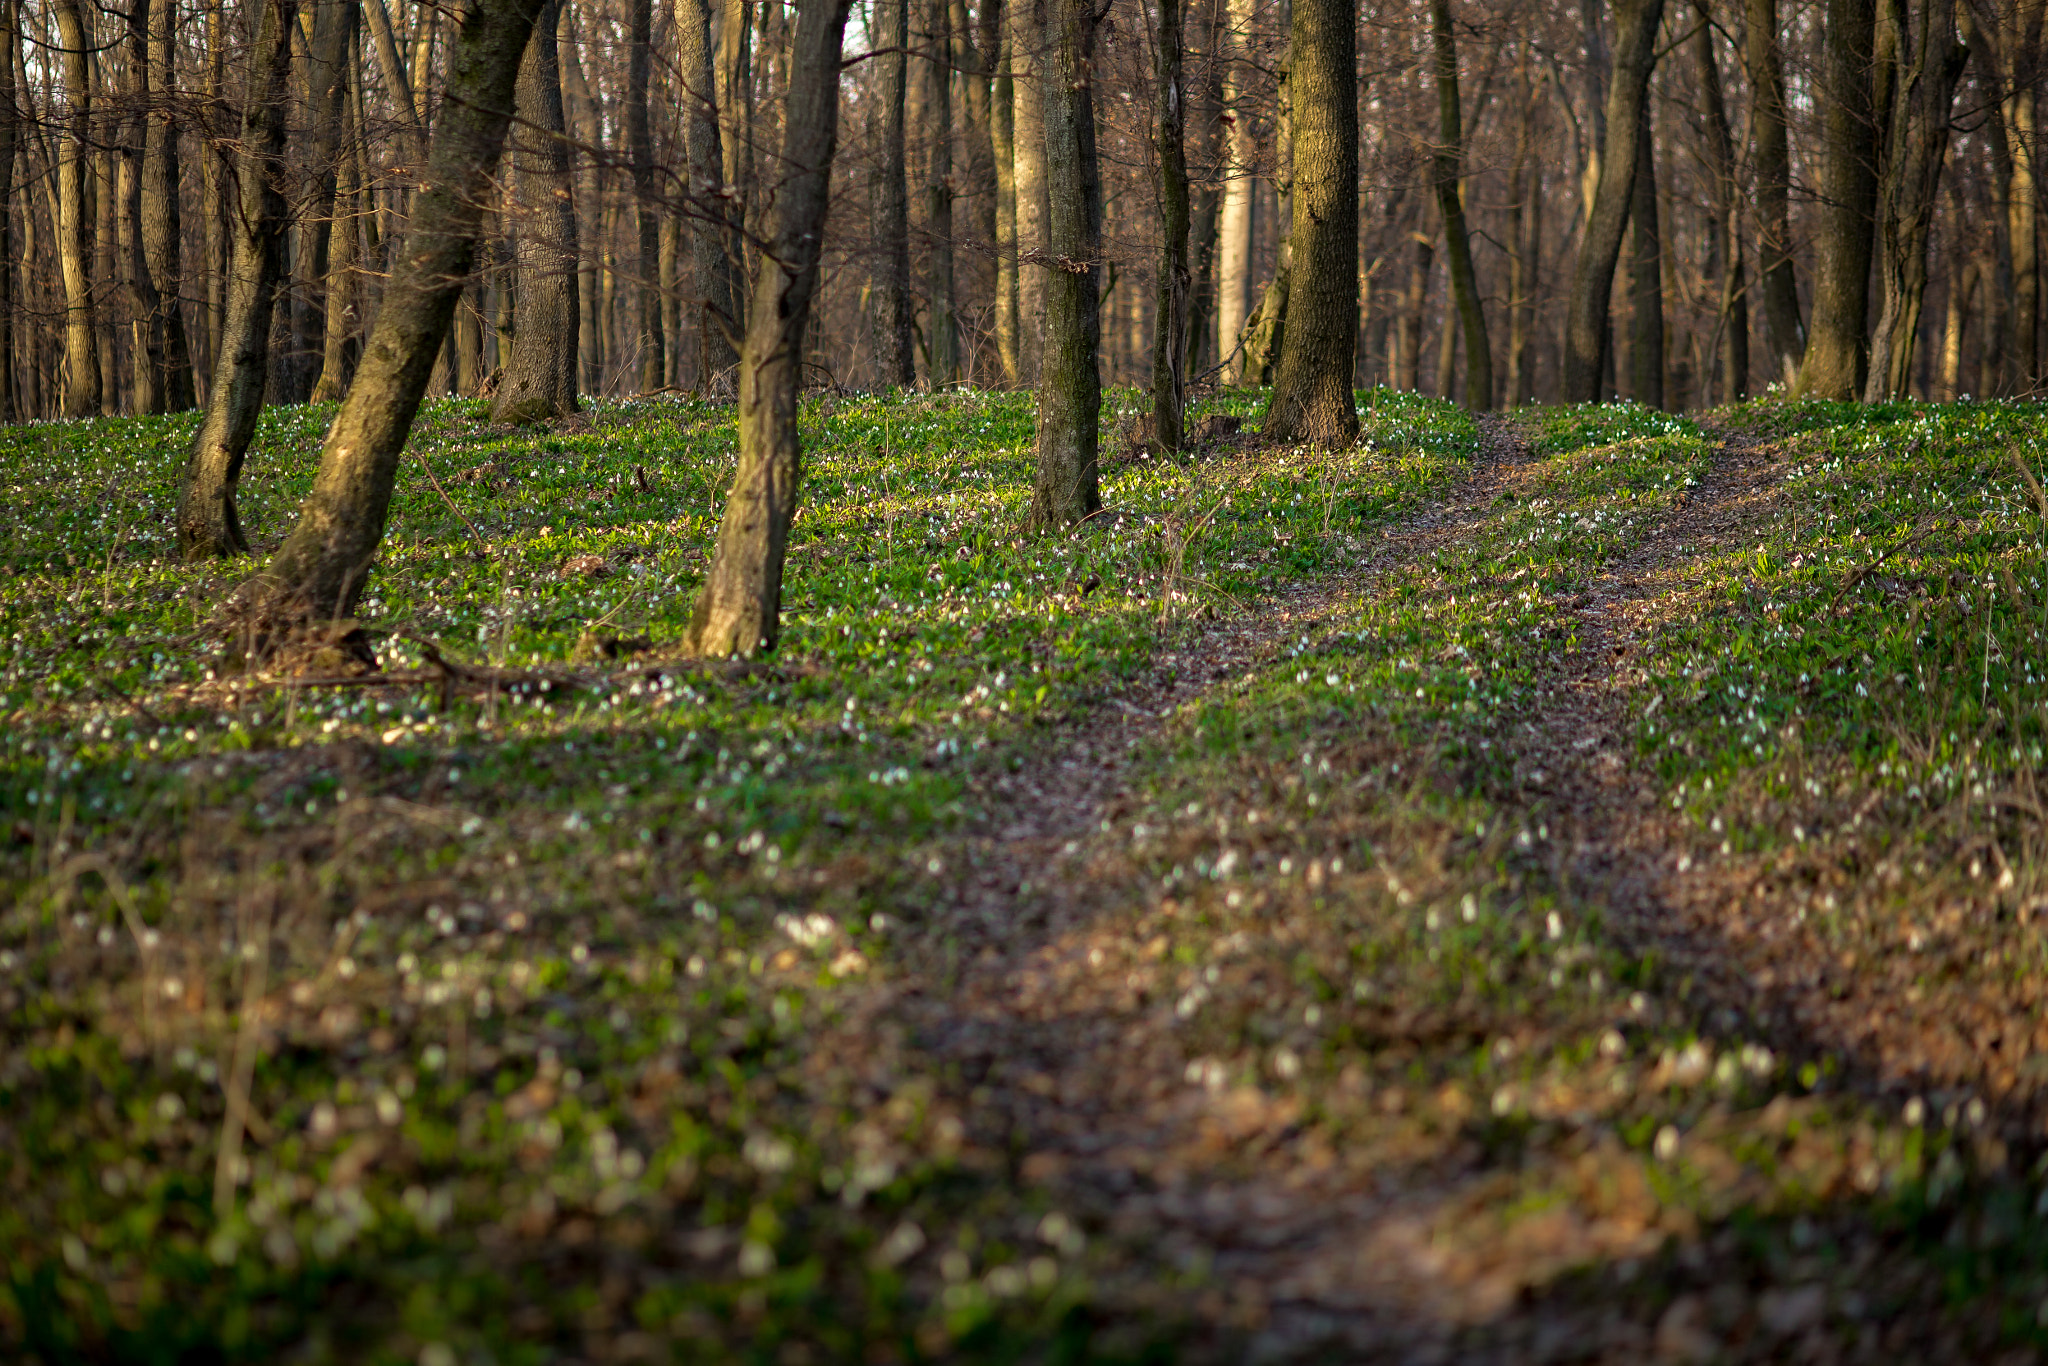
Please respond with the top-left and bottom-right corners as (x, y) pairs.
(494, 0), (581, 424)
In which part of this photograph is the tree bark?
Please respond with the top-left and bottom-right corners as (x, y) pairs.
(174, 0), (295, 560)
(1152, 0), (1190, 451)
(311, 61), (362, 404)
(1263, 0), (1356, 443)
(236, 0), (549, 639)
(1561, 0), (1663, 403)
(1745, 0), (1803, 385)
(626, 0), (663, 391)
(924, 0), (959, 385)
(1692, 0), (1747, 402)
(142, 0), (195, 409)
(684, 0), (853, 655)
(119, 0), (168, 415)
(1626, 98), (1663, 407)
(1214, 0), (1255, 380)
(0, 0), (16, 421)
(674, 0), (741, 392)
(298, 0), (357, 403)
(493, 0), (580, 423)
(1011, 0), (1049, 385)
(872, 0), (915, 385)
(993, 12), (1020, 385)
(1865, 0), (1964, 399)
(1028, 0), (1101, 528)
(1796, 0), (1880, 398)
(52, 0), (99, 418)
(1429, 0), (1491, 409)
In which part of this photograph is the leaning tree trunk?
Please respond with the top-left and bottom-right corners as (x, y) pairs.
(174, 0), (295, 560)
(1151, 0), (1189, 451)
(1263, 0), (1357, 444)
(493, 0), (580, 424)
(233, 0), (549, 642)
(1561, 0), (1664, 403)
(1627, 99), (1664, 408)
(675, 0), (741, 390)
(872, 0), (915, 386)
(52, 0), (98, 419)
(1693, 0), (1748, 402)
(683, 0), (854, 655)
(1865, 0), (1965, 400)
(1796, 0), (1881, 398)
(626, 0), (662, 391)
(1430, 0), (1491, 410)
(1746, 0), (1804, 386)
(1027, 0), (1102, 528)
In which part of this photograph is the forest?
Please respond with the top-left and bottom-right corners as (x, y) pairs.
(7, 0), (2048, 1360)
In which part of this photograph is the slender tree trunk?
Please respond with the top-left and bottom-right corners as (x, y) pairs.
(0, 0), (16, 422)
(1263, 0), (1355, 443)
(299, 0), (357, 402)
(872, 0), (915, 386)
(675, 0), (741, 392)
(684, 0), (853, 655)
(1186, 0), (1223, 377)
(1796, 0), (1881, 397)
(626, 0), (662, 391)
(494, 0), (579, 423)
(1866, 0), (1964, 399)
(311, 68), (361, 403)
(1011, 0), (1048, 384)
(1395, 194), (1433, 390)
(717, 0), (755, 288)
(142, 0), (194, 409)
(52, 0), (98, 418)
(1746, 0), (1803, 385)
(1693, 0), (1747, 402)
(120, 0), (167, 415)
(993, 14), (1020, 385)
(237, 0), (549, 640)
(925, 0), (959, 385)
(1239, 30), (1291, 387)
(1214, 0), (1255, 379)
(1429, 0), (1491, 409)
(1561, 0), (1663, 403)
(1505, 50), (1536, 403)
(1152, 0), (1189, 449)
(175, 0), (295, 559)
(1627, 99), (1664, 407)
(1028, 0), (1101, 528)
(956, 0), (997, 381)
(1940, 247), (1976, 397)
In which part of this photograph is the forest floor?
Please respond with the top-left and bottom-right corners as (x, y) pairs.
(5, 390), (2048, 1363)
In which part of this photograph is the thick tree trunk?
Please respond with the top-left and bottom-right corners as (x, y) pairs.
(174, 0), (295, 560)
(1796, 0), (1880, 398)
(1215, 0), (1256, 380)
(1152, 0), (1189, 450)
(674, 0), (741, 391)
(493, 0), (580, 424)
(626, 0), (662, 391)
(236, 0), (548, 640)
(1626, 100), (1664, 407)
(1561, 0), (1663, 403)
(143, 0), (195, 410)
(1263, 0), (1356, 444)
(1745, 0), (1804, 385)
(684, 0), (853, 655)
(1693, 0), (1747, 402)
(52, 0), (98, 419)
(1028, 0), (1101, 528)
(925, 0), (959, 385)
(872, 0), (915, 386)
(1429, 0), (1491, 410)
(993, 15), (1020, 385)
(1865, 0), (1964, 399)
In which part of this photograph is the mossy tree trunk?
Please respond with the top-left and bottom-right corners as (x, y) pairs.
(1263, 0), (1357, 445)
(174, 0), (295, 560)
(683, 0), (854, 655)
(1027, 0), (1102, 529)
(234, 0), (549, 637)
(493, 0), (580, 424)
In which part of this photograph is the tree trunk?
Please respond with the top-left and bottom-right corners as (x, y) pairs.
(1263, 0), (1355, 443)
(1745, 0), (1804, 385)
(1430, 0), (1491, 410)
(236, 0), (549, 641)
(1796, 0), (1880, 398)
(1215, 0), (1256, 380)
(1186, 0), (1223, 377)
(1028, 0), (1101, 528)
(1395, 194), (1433, 391)
(311, 69), (362, 404)
(1692, 0), (1747, 402)
(1152, 0), (1189, 450)
(1561, 0), (1663, 403)
(298, 0), (357, 403)
(52, 0), (99, 419)
(1239, 31), (1292, 387)
(993, 13), (1020, 385)
(626, 0), (662, 391)
(684, 0), (853, 655)
(0, 0), (16, 422)
(142, 0), (194, 409)
(1011, 0), (1049, 385)
(925, 0), (959, 385)
(1505, 48), (1537, 403)
(872, 0), (915, 386)
(493, 0), (580, 424)
(120, 0), (167, 415)
(174, 0), (294, 560)
(1865, 0), (1964, 399)
(717, 0), (755, 288)
(1939, 245), (1976, 397)
(675, 0), (741, 392)
(1626, 99), (1664, 407)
